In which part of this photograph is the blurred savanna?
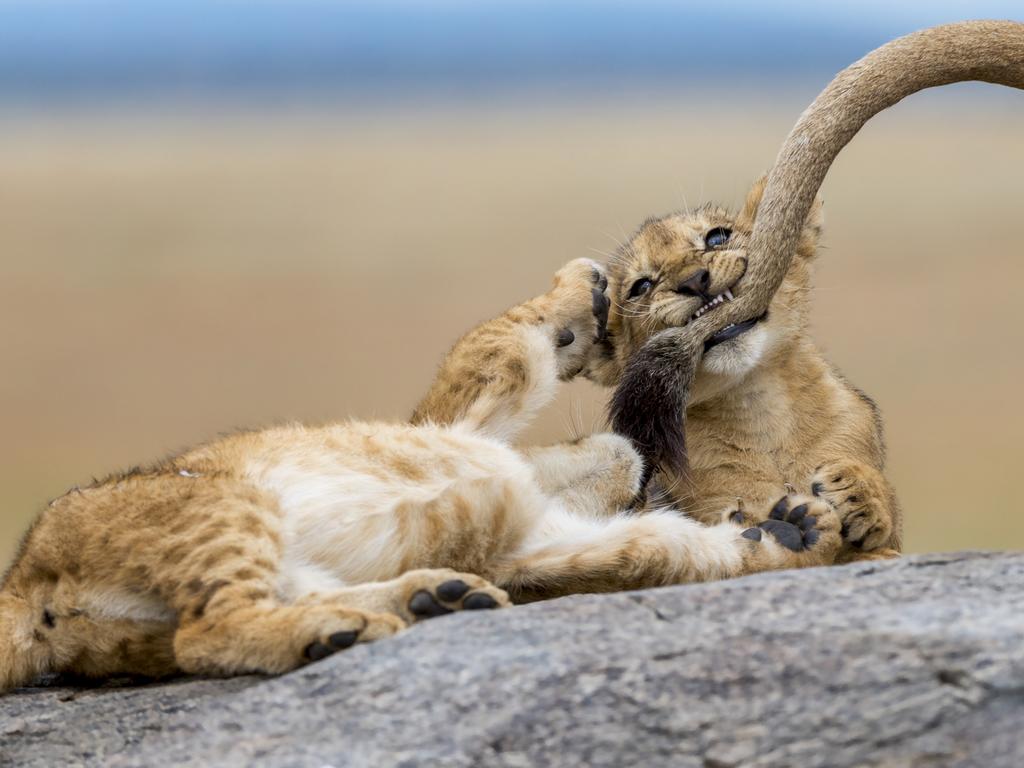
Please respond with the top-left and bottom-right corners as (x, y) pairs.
(1, 1), (1023, 569)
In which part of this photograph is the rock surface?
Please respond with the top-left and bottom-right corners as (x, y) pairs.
(3, 552), (1024, 767)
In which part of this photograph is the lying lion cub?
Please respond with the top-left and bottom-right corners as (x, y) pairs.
(590, 178), (901, 561)
(1, 258), (839, 692)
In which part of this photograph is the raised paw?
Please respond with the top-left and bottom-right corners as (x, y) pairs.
(549, 258), (609, 379)
(740, 494), (842, 567)
(398, 569), (511, 623)
(812, 461), (895, 551)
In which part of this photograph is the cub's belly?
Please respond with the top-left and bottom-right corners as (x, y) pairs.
(243, 423), (537, 596)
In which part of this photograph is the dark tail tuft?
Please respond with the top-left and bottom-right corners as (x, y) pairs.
(609, 328), (702, 487)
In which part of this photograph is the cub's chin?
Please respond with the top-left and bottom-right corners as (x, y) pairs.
(690, 320), (772, 402)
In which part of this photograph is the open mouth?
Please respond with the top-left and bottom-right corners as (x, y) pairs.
(688, 289), (735, 322)
(683, 288), (766, 351)
(704, 312), (768, 351)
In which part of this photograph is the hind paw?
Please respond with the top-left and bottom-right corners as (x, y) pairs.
(294, 607), (403, 666)
(398, 569), (511, 622)
(740, 493), (842, 566)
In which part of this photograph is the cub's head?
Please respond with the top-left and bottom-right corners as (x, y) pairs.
(588, 177), (823, 402)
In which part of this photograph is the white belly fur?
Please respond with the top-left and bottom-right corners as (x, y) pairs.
(244, 423), (534, 599)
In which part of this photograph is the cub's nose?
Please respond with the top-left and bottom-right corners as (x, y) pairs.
(677, 269), (711, 297)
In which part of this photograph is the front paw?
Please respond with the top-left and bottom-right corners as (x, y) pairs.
(549, 258), (609, 378)
(812, 461), (894, 551)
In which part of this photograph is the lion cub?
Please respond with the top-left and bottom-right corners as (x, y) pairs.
(1, 258), (841, 692)
(589, 178), (901, 561)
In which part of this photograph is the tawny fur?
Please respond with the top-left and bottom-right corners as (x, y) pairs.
(10, 19), (1016, 695)
(0, 259), (840, 693)
(591, 20), (1024, 560)
(590, 179), (901, 559)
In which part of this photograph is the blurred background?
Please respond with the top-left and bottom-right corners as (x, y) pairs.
(1, 1), (1022, 569)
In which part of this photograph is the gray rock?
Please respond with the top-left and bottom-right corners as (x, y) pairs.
(3, 552), (1024, 767)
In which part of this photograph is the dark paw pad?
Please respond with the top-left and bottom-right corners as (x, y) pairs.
(327, 630), (358, 650)
(769, 496), (789, 520)
(787, 503), (808, 525)
(592, 288), (609, 340)
(303, 628), (360, 662)
(304, 642), (334, 661)
(436, 579), (471, 602)
(556, 328), (575, 347)
(462, 593), (499, 610)
(591, 267), (608, 292)
(758, 519), (805, 551)
(756, 496), (822, 552)
(740, 527), (762, 542)
(409, 590), (454, 619)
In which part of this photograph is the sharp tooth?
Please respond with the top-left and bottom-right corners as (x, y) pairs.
(724, 289), (734, 301)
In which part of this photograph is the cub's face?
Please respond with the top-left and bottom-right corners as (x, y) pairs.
(589, 179), (822, 402)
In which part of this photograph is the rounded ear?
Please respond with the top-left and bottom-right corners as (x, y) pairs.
(737, 175), (767, 231)
(797, 195), (824, 258)
(738, 174), (823, 258)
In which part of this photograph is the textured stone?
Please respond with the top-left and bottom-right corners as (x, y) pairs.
(4, 552), (1024, 767)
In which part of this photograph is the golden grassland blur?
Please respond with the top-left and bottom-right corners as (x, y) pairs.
(2, 92), (1022, 570)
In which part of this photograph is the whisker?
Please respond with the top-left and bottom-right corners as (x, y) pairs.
(587, 246), (620, 262)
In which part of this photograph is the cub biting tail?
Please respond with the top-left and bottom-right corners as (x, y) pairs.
(602, 20), (1023, 557)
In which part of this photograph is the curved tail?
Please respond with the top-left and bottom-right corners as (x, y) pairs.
(0, 592), (50, 693)
(688, 20), (1024, 346)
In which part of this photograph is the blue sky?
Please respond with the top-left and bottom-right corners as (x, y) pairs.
(0, 1), (1019, 105)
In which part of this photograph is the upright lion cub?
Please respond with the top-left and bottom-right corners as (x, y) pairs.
(591, 179), (901, 560)
(1, 258), (841, 692)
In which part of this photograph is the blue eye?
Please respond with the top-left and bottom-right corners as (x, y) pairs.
(628, 278), (653, 298)
(704, 227), (732, 249)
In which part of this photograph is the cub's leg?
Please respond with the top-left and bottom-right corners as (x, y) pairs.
(173, 593), (404, 674)
(495, 493), (842, 602)
(811, 460), (902, 556)
(299, 568), (510, 627)
(523, 433), (645, 517)
(411, 258), (609, 440)
(164, 482), (404, 676)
